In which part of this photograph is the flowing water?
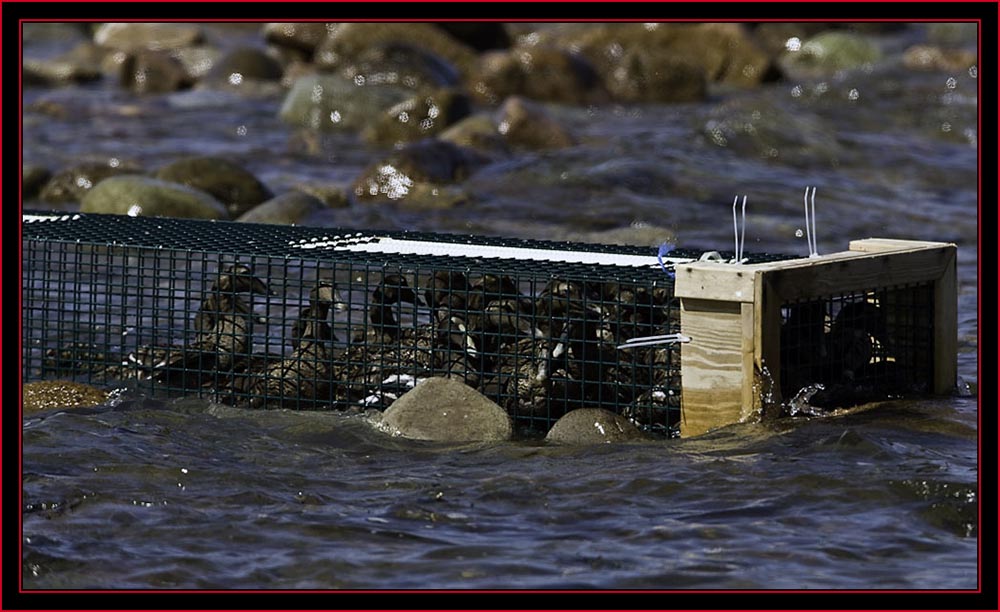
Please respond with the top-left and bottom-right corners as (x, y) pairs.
(20, 23), (980, 590)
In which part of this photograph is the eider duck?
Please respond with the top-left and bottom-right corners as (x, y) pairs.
(126, 264), (272, 388)
(243, 280), (344, 410)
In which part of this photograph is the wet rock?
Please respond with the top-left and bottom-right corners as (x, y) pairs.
(94, 22), (204, 52)
(263, 22), (333, 59)
(205, 47), (284, 85)
(80, 175), (228, 219)
(701, 97), (842, 166)
(495, 96), (575, 150)
(902, 45), (977, 72)
(472, 48), (606, 105)
(236, 190), (326, 225)
(433, 23), (511, 52)
(781, 31), (882, 73)
(383, 377), (512, 442)
(545, 408), (646, 444)
(749, 23), (839, 56)
(315, 23), (479, 80)
(600, 49), (706, 103)
(119, 50), (194, 94)
(40, 160), (143, 204)
(562, 23), (777, 98)
(335, 42), (462, 93)
(278, 73), (411, 131)
(23, 57), (102, 87)
(156, 156), (272, 217)
(362, 87), (472, 146)
(172, 46), (223, 80)
(352, 139), (488, 203)
(438, 113), (510, 155)
(293, 183), (352, 209)
(23, 165), (52, 200)
(926, 23), (978, 48)
(23, 381), (108, 413)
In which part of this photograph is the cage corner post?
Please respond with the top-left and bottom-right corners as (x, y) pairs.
(673, 263), (768, 438)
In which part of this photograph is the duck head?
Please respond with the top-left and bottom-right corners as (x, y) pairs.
(214, 264), (274, 296)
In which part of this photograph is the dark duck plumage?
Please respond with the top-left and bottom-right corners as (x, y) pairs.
(334, 274), (429, 408)
(126, 264), (271, 388)
(242, 281), (344, 410)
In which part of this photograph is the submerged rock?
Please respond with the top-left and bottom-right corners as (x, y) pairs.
(382, 377), (512, 442)
(545, 408), (646, 444)
(81, 175), (228, 219)
(23, 381), (108, 413)
(438, 113), (510, 154)
(156, 156), (273, 217)
(236, 190), (326, 225)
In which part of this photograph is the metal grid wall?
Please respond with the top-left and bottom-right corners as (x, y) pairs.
(779, 283), (936, 409)
(25, 213), (794, 436)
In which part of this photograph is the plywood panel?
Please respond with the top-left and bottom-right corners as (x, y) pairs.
(680, 298), (746, 437)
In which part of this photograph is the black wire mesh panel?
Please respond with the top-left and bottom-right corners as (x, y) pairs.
(778, 283), (936, 409)
(23, 211), (794, 437)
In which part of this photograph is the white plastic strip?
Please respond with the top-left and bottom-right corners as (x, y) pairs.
(290, 235), (696, 269)
(22, 214), (82, 223)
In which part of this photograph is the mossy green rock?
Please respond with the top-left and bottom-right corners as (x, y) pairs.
(783, 31), (882, 72)
(315, 23), (478, 79)
(156, 156), (272, 217)
(545, 408), (646, 444)
(352, 139), (488, 203)
(23, 381), (108, 413)
(81, 175), (228, 219)
(383, 377), (512, 442)
(279, 74), (411, 131)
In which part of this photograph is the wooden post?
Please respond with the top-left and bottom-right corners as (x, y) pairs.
(675, 239), (957, 438)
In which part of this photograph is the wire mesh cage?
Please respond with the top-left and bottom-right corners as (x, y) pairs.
(21, 212), (787, 436)
(22, 213), (955, 437)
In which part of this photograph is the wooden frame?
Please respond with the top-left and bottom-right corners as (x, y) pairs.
(674, 238), (957, 438)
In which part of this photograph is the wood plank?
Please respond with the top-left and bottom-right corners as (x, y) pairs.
(849, 238), (955, 253)
(763, 246), (955, 303)
(679, 299), (745, 437)
(674, 263), (759, 302)
(933, 247), (958, 393)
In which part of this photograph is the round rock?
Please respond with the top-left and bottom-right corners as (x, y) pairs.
(382, 377), (512, 442)
(278, 73), (411, 131)
(545, 408), (647, 444)
(94, 22), (204, 52)
(81, 175), (228, 219)
(206, 47), (284, 85)
(40, 160), (143, 204)
(156, 156), (272, 217)
(23, 381), (108, 413)
(236, 190), (326, 225)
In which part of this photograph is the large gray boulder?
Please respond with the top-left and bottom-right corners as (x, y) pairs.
(382, 377), (512, 442)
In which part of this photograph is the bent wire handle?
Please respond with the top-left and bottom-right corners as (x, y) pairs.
(616, 333), (692, 350)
